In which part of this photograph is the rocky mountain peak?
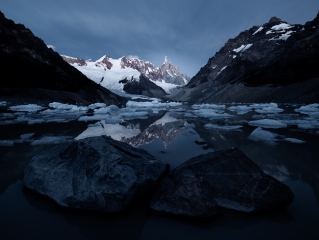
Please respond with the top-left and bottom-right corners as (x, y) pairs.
(268, 16), (282, 23)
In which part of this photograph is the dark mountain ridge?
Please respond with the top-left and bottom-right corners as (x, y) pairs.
(172, 13), (319, 103)
(0, 11), (125, 105)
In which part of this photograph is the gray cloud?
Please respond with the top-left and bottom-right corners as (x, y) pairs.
(2, 0), (319, 77)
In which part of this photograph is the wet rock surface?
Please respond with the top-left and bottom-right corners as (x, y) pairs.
(150, 148), (294, 218)
(23, 136), (168, 212)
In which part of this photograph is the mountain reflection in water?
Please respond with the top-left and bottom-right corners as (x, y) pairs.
(0, 102), (319, 239)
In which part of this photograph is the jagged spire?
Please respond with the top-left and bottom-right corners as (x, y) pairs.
(164, 56), (169, 64)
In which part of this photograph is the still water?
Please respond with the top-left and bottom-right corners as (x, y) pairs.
(0, 101), (319, 239)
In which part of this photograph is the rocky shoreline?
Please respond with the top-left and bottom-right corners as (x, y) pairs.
(23, 136), (294, 218)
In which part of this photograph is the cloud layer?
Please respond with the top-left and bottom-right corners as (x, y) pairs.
(2, 0), (319, 77)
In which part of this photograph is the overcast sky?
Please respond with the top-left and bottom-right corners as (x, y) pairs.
(2, 0), (318, 77)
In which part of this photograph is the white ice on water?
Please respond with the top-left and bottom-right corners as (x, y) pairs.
(283, 138), (305, 143)
(248, 119), (287, 128)
(248, 127), (279, 145)
(0, 140), (14, 146)
(9, 104), (44, 112)
(204, 124), (242, 131)
(227, 105), (252, 114)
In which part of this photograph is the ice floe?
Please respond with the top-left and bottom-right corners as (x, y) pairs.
(227, 105), (252, 114)
(126, 100), (181, 109)
(31, 136), (73, 146)
(295, 104), (319, 114)
(204, 124), (242, 131)
(9, 104), (44, 112)
(192, 109), (233, 119)
(192, 104), (226, 110)
(0, 101), (6, 106)
(283, 138), (305, 143)
(250, 103), (283, 114)
(248, 119), (287, 128)
(20, 133), (35, 140)
(248, 127), (279, 145)
(88, 103), (107, 109)
(0, 140), (14, 146)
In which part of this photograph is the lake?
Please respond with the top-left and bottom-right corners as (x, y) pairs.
(0, 100), (319, 239)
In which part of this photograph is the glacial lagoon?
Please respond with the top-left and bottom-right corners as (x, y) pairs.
(0, 100), (319, 239)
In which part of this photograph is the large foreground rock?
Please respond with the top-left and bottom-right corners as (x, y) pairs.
(150, 149), (294, 218)
(23, 136), (167, 212)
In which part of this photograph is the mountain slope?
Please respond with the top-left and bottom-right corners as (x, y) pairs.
(0, 11), (125, 105)
(62, 55), (189, 95)
(173, 13), (319, 103)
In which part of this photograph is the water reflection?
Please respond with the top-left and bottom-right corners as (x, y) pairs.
(1, 102), (319, 239)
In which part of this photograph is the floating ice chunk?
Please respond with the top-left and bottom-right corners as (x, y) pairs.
(283, 138), (305, 143)
(185, 123), (195, 128)
(31, 136), (72, 146)
(248, 127), (279, 145)
(88, 103), (107, 109)
(119, 111), (149, 118)
(193, 109), (232, 119)
(126, 100), (181, 109)
(248, 119), (287, 128)
(227, 105), (252, 114)
(192, 104), (225, 110)
(184, 113), (197, 118)
(49, 102), (88, 112)
(249, 103), (273, 108)
(20, 133), (35, 139)
(204, 124), (242, 130)
(271, 23), (293, 31)
(298, 123), (317, 129)
(0, 140), (14, 146)
(0, 101), (6, 106)
(27, 119), (47, 125)
(9, 104), (44, 112)
(255, 106), (283, 114)
(252, 26), (264, 35)
(295, 104), (319, 114)
(78, 115), (109, 122)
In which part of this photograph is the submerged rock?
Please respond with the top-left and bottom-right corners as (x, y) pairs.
(150, 148), (294, 218)
(23, 136), (167, 212)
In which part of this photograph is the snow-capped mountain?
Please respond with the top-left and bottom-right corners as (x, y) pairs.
(61, 55), (190, 95)
(172, 13), (319, 103)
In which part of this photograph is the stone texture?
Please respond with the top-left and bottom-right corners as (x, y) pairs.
(23, 136), (168, 212)
(122, 74), (167, 98)
(150, 149), (294, 218)
(173, 13), (319, 103)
